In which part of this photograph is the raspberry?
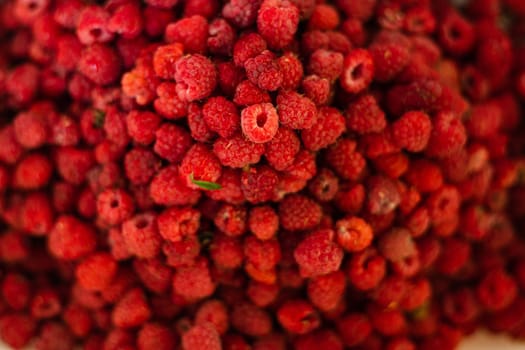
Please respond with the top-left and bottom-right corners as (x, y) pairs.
(386, 79), (445, 116)
(368, 304), (406, 336)
(222, 0), (263, 28)
(264, 127), (300, 171)
(121, 212), (162, 259)
(163, 236), (201, 268)
(277, 90), (318, 130)
(476, 269), (517, 312)
(378, 228), (416, 263)
(233, 33), (267, 67)
(231, 302), (272, 337)
(336, 313), (372, 347)
(308, 4), (340, 31)
(307, 270), (346, 312)
(240, 102), (279, 143)
(5, 63), (40, 106)
(124, 148), (160, 185)
(391, 111), (432, 152)
(405, 159), (444, 193)
(13, 110), (49, 149)
(137, 323), (177, 350)
(209, 233), (244, 269)
(48, 216), (97, 261)
(247, 280), (279, 307)
(187, 103), (214, 143)
(326, 138), (366, 181)
(0, 313), (36, 349)
(307, 49), (344, 82)
(208, 18), (236, 56)
(426, 185), (461, 225)
(244, 50), (283, 91)
(154, 123), (192, 163)
(302, 75), (331, 106)
(202, 96), (240, 138)
(233, 80), (271, 106)
(78, 44), (121, 86)
(340, 49), (374, 93)
(294, 229), (344, 277)
(76, 253), (117, 291)
(308, 168), (339, 202)
(75, 6), (113, 45)
(277, 299), (320, 334)
(257, 0), (300, 49)
(133, 258), (173, 294)
(34, 322), (74, 350)
(154, 82), (189, 119)
(347, 248), (386, 290)
(1, 273), (30, 310)
(370, 42), (410, 82)
(107, 3), (143, 39)
(214, 204), (247, 237)
(366, 176), (401, 215)
(438, 9), (475, 56)
(301, 107), (346, 151)
(279, 194), (322, 231)
(173, 258), (215, 301)
(247, 206), (279, 240)
(174, 54), (217, 102)
(13, 153), (53, 190)
(179, 143), (222, 189)
(182, 323), (221, 350)
(165, 15), (208, 54)
(335, 216), (373, 252)
(442, 288), (480, 325)
(157, 206), (201, 242)
(436, 237), (471, 275)
(0, 126), (24, 165)
(345, 93), (386, 134)
(96, 188), (134, 226)
(301, 30), (330, 54)
(277, 52), (303, 90)
(112, 288), (151, 329)
(213, 134), (265, 168)
(195, 299), (229, 335)
(152, 43), (184, 80)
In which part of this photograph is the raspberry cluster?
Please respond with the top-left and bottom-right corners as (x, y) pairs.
(0, 0), (525, 349)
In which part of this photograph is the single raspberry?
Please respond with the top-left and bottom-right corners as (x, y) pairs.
(392, 111), (432, 152)
(163, 236), (201, 268)
(0, 313), (36, 349)
(405, 159), (444, 193)
(233, 33), (267, 67)
(244, 50), (283, 91)
(214, 204), (247, 237)
(277, 52), (303, 90)
(264, 127), (300, 171)
(208, 168), (245, 204)
(340, 49), (374, 93)
(121, 65), (159, 106)
(240, 102), (279, 143)
(213, 134), (264, 169)
(308, 4), (340, 30)
(371, 275), (408, 308)
(302, 75), (331, 106)
(294, 229), (344, 277)
(248, 206), (279, 240)
(5, 63), (40, 107)
(1, 273), (30, 311)
(12, 153), (53, 190)
(78, 44), (121, 86)
(187, 103), (214, 143)
(231, 302), (273, 337)
(195, 300), (229, 335)
(347, 248), (386, 290)
(386, 79), (445, 116)
(62, 304), (93, 338)
(179, 143), (222, 189)
(426, 185), (461, 224)
(0, 126), (24, 164)
(133, 258), (173, 294)
(279, 194), (322, 231)
(208, 18), (236, 56)
(307, 270), (346, 312)
(370, 42), (410, 82)
(222, 0), (263, 28)
(336, 313), (372, 347)
(124, 148), (160, 185)
(335, 216), (374, 252)
(173, 258), (215, 301)
(121, 212), (162, 259)
(96, 188), (134, 226)
(378, 227), (416, 263)
(247, 280), (279, 307)
(209, 233), (244, 269)
(157, 206), (201, 242)
(112, 288), (151, 328)
(107, 2), (143, 39)
(345, 93), (387, 134)
(307, 49), (344, 82)
(477, 269), (518, 312)
(277, 90), (318, 130)
(438, 9), (476, 56)
(137, 323), (177, 350)
(154, 123), (192, 163)
(174, 54), (217, 102)
(257, 0), (300, 49)
(76, 253), (117, 291)
(326, 138), (367, 181)
(277, 299), (320, 334)
(33, 322), (74, 350)
(154, 82), (189, 120)
(301, 30), (330, 54)
(368, 304), (406, 336)
(165, 15), (208, 54)
(13, 110), (49, 149)
(308, 168), (339, 202)
(442, 288), (480, 325)
(48, 216), (97, 260)
(366, 175), (401, 215)
(152, 43), (184, 79)
(75, 5), (113, 45)
(202, 96), (240, 138)
(301, 107), (346, 151)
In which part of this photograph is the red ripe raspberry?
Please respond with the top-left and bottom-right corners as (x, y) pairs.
(179, 143), (222, 189)
(244, 235), (281, 271)
(208, 18), (236, 56)
(48, 216), (97, 260)
(326, 138), (366, 181)
(465, 101), (502, 139)
(302, 75), (331, 106)
(34, 321), (75, 350)
(336, 313), (372, 347)
(436, 237), (471, 275)
(347, 248), (386, 290)
(477, 269), (517, 312)
(368, 304), (406, 336)
(62, 304), (93, 338)
(134, 258), (173, 294)
(277, 90), (317, 130)
(154, 123), (192, 163)
(295, 329), (343, 350)
(248, 206), (279, 240)
(195, 299), (229, 335)
(247, 281), (279, 307)
(214, 204), (247, 237)
(144, 0), (179, 9)
(426, 185), (461, 224)
(234, 80), (271, 106)
(76, 6), (113, 45)
(121, 64), (159, 106)
(233, 33), (267, 67)
(209, 233), (244, 269)
(137, 323), (177, 350)
(257, 0), (300, 49)
(13, 111), (49, 149)
(392, 111), (432, 152)
(277, 299), (320, 334)
(0, 313), (36, 349)
(308, 168), (339, 202)
(373, 152), (409, 179)
(307, 270), (346, 312)
(1, 273), (30, 310)
(202, 96), (240, 138)
(157, 207), (201, 242)
(112, 288), (151, 328)
(307, 49), (344, 82)
(335, 216), (373, 252)
(301, 30), (330, 54)
(366, 175), (401, 215)
(154, 82), (189, 120)
(386, 79), (445, 116)
(222, 0), (263, 28)
(187, 103), (214, 143)
(165, 15), (208, 54)
(0, 126), (24, 164)
(174, 54), (217, 102)
(301, 107), (346, 151)
(163, 236), (201, 268)
(213, 134), (264, 168)
(442, 288), (480, 325)
(124, 148), (160, 185)
(0, 232), (29, 263)
(150, 166), (201, 205)
(5, 64), (40, 106)
(231, 302), (272, 337)
(121, 212), (162, 259)
(294, 229), (344, 277)
(173, 258), (215, 301)
(76, 253), (117, 291)
(405, 159), (444, 193)
(182, 323), (221, 350)
(438, 10), (475, 56)
(96, 188), (134, 226)
(371, 275), (408, 308)
(78, 44), (121, 86)
(153, 43), (184, 79)
(265, 127), (300, 171)
(107, 3), (143, 39)
(340, 49), (374, 93)
(345, 94), (386, 134)
(244, 50), (283, 91)
(12, 153), (53, 190)
(143, 7), (174, 36)
(277, 52), (303, 90)
(378, 228), (416, 263)
(279, 194), (322, 231)
(308, 4), (340, 31)
(370, 42), (410, 82)
(240, 103), (279, 143)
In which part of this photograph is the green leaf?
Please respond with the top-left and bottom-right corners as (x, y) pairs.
(189, 173), (222, 190)
(93, 109), (105, 128)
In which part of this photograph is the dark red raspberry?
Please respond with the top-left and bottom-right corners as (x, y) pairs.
(277, 299), (320, 334)
(326, 138), (366, 181)
(234, 80), (271, 106)
(370, 42), (410, 82)
(392, 111), (432, 152)
(347, 248), (386, 290)
(438, 9), (476, 56)
(308, 168), (339, 202)
(107, 2), (143, 39)
(294, 229), (344, 277)
(257, 0), (300, 49)
(477, 269), (518, 312)
(302, 75), (331, 106)
(202, 96), (240, 138)
(336, 313), (372, 347)
(307, 270), (346, 312)
(279, 194), (322, 231)
(345, 93), (386, 134)
(231, 301), (273, 337)
(137, 323), (177, 350)
(208, 18), (236, 56)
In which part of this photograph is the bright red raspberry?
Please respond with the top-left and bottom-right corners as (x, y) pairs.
(347, 248), (386, 290)
(336, 313), (372, 347)
(279, 194), (322, 231)
(163, 236), (201, 268)
(202, 96), (240, 138)
(370, 42), (410, 82)
(157, 207), (201, 242)
(294, 229), (344, 277)
(405, 159), (444, 193)
(76, 253), (117, 291)
(392, 111), (432, 152)
(257, 0), (300, 49)
(366, 175), (401, 215)
(301, 107), (346, 151)
(302, 75), (331, 106)
(326, 138), (366, 181)
(222, 0), (263, 28)
(152, 43), (184, 79)
(1, 273), (30, 311)
(277, 90), (317, 130)
(75, 5), (113, 45)
(307, 49), (344, 82)
(240, 102), (279, 143)
(233, 80), (271, 106)
(233, 32), (267, 67)
(277, 52), (303, 90)
(308, 168), (339, 202)
(174, 54), (217, 102)
(335, 216), (374, 252)
(172, 258), (215, 301)
(307, 270), (346, 312)
(150, 166), (201, 206)
(48, 216), (97, 260)
(308, 4), (340, 30)
(13, 111), (49, 149)
(137, 323), (177, 350)
(213, 134), (265, 168)
(0, 126), (24, 165)
(244, 50), (283, 91)
(345, 93), (386, 134)
(477, 269), (518, 312)
(182, 323), (221, 350)
(265, 127), (300, 171)
(154, 82), (189, 120)
(179, 143), (222, 189)
(5, 63), (40, 106)
(247, 281), (280, 307)
(154, 123), (192, 163)
(340, 49), (374, 93)
(195, 299), (229, 335)
(78, 44), (121, 86)
(112, 288), (151, 329)
(247, 206), (279, 240)
(121, 212), (162, 259)
(187, 103), (214, 143)
(165, 15), (208, 54)
(124, 148), (161, 185)
(277, 299), (320, 334)
(12, 153), (53, 190)
(107, 3), (143, 39)
(96, 188), (134, 226)
(133, 258), (173, 294)
(209, 234), (244, 269)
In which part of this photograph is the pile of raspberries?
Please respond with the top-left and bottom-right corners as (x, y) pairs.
(1, 0), (525, 349)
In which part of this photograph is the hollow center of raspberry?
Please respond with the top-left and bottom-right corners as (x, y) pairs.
(449, 26), (461, 40)
(135, 219), (148, 229)
(256, 112), (267, 128)
(110, 200), (119, 208)
(352, 64), (364, 80)
(90, 28), (103, 39)
(27, 2), (38, 11)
